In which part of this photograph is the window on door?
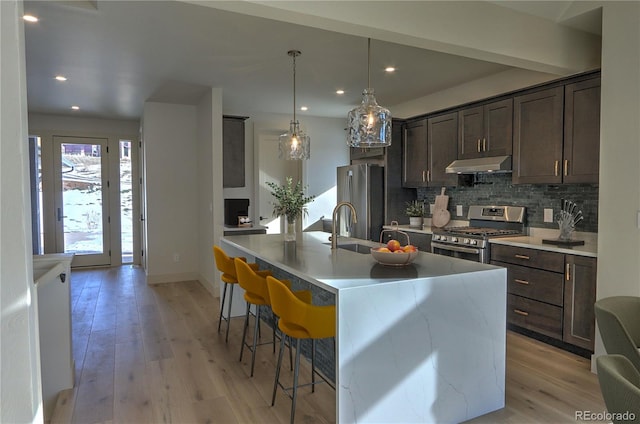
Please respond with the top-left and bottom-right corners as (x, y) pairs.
(120, 139), (133, 264)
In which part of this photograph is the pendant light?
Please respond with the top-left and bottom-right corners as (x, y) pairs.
(279, 50), (310, 160)
(347, 38), (392, 148)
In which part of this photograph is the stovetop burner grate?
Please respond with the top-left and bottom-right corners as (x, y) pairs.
(437, 226), (523, 238)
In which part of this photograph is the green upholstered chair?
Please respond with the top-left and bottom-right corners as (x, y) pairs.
(594, 296), (640, 372)
(596, 354), (640, 423)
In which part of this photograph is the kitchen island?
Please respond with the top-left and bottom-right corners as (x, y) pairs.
(220, 232), (507, 423)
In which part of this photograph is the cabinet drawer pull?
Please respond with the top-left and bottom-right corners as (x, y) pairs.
(564, 159), (569, 176)
(554, 160), (559, 176)
(514, 254), (530, 260)
(477, 139), (481, 153)
(427, 170), (430, 182)
(566, 263), (571, 281)
(483, 137), (487, 152)
(514, 279), (529, 285)
(514, 309), (529, 317)
(422, 170), (426, 182)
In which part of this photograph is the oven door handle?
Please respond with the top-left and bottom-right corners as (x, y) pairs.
(432, 242), (481, 255)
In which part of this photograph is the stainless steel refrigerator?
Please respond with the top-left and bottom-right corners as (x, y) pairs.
(336, 164), (384, 241)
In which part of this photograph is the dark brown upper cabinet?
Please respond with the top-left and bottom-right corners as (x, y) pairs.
(513, 77), (600, 185)
(563, 78), (600, 184)
(223, 116), (248, 188)
(427, 112), (458, 186)
(458, 99), (513, 159)
(402, 112), (458, 188)
(350, 146), (385, 161)
(512, 87), (564, 184)
(402, 119), (428, 187)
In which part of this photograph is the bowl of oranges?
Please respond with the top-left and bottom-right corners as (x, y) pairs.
(371, 239), (419, 266)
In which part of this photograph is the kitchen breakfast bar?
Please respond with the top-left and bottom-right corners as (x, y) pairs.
(220, 232), (507, 423)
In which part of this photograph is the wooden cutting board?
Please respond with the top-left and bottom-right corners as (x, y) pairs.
(434, 187), (449, 211)
(432, 187), (451, 228)
(432, 208), (451, 228)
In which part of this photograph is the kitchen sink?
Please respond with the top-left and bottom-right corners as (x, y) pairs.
(324, 242), (372, 254)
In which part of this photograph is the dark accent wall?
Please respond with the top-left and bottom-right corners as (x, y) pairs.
(417, 173), (598, 233)
(255, 258), (336, 383)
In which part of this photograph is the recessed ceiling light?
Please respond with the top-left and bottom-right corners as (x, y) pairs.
(336, 90), (345, 95)
(385, 67), (396, 73)
(300, 106), (308, 111)
(71, 106), (80, 110)
(23, 15), (38, 22)
(55, 75), (67, 82)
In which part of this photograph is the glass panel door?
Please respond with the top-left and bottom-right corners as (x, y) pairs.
(53, 136), (111, 267)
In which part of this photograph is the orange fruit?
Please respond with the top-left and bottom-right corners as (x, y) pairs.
(403, 245), (417, 252)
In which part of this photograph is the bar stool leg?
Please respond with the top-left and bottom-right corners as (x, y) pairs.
(272, 334), (287, 406)
(239, 303), (251, 362)
(272, 311), (277, 353)
(250, 306), (261, 377)
(225, 284), (235, 343)
(217, 282), (229, 333)
(291, 338), (302, 424)
(311, 339), (316, 393)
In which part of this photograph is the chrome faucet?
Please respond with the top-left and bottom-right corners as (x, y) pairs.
(331, 201), (358, 249)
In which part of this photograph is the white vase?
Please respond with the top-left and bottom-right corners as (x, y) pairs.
(409, 216), (423, 228)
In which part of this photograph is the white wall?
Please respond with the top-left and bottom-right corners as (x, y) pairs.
(391, 68), (559, 119)
(247, 112), (349, 230)
(0, 0), (43, 422)
(593, 1), (640, 361)
(197, 89), (224, 293)
(27, 113), (139, 135)
(142, 102), (200, 283)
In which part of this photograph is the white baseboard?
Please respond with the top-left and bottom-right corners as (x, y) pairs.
(146, 272), (199, 285)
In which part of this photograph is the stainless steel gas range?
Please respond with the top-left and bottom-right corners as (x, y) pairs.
(431, 205), (526, 263)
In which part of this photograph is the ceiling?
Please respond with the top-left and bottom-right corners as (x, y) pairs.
(22, 1), (601, 121)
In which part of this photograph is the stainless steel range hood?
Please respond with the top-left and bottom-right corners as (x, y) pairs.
(446, 156), (512, 174)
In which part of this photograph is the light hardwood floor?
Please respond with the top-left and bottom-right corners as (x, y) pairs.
(50, 265), (607, 424)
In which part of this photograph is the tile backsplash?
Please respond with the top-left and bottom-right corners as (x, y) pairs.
(417, 173), (598, 233)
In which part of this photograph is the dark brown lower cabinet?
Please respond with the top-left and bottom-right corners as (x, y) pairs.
(507, 293), (563, 339)
(563, 255), (597, 350)
(491, 244), (597, 352)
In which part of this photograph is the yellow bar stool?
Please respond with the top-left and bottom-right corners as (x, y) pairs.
(234, 258), (311, 377)
(213, 246), (269, 343)
(266, 275), (336, 424)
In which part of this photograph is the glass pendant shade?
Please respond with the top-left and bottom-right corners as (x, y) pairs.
(279, 120), (310, 160)
(279, 50), (310, 160)
(347, 38), (392, 148)
(347, 88), (392, 147)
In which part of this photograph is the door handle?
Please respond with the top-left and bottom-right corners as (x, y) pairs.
(57, 208), (63, 221)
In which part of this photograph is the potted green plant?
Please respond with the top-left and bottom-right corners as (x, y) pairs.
(266, 176), (316, 241)
(405, 200), (425, 228)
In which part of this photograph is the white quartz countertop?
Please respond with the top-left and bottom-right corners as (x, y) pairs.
(489, 228), (597, 258)
(33, 253), (74, 285)
(221, 232), (502, 293)
(385, 224), (598, 258)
